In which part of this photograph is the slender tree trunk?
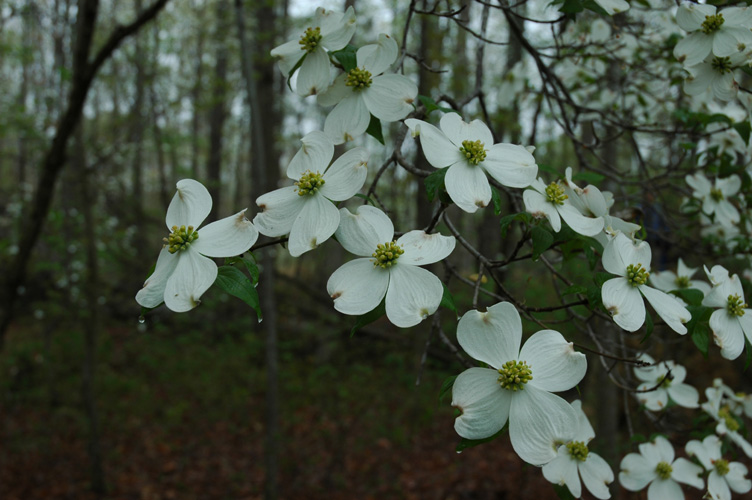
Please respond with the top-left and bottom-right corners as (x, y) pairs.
(191, 0), (206, 180)
(131, 0), (146, 226)
(150, 23), (169, 208)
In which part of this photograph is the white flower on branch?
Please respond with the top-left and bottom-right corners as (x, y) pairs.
(686, 173), (740, 229)
(633, 354), (699, 411)
(523, 177), (604, 237)
(674, 2), (752, 67)
(649, 258), (711, 296)
(686, 435), (752, 500)
(701, 265), (752, 360)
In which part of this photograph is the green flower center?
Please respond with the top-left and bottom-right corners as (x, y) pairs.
(545, 182), (568, 205)
(719, 406), (740, 432)
(295, 170), (325, 196)
(727, 294), (747, 317)
(567, 441), (589, 461)
(345, 67), (373, 90)
(372, 241), (404, 269)
(627, 263), (650, 287)
(655, 461), (673, 480)
(497, 360), (533, 391)
(675, 276), (690, 289)
(459, 140), (487, 165)
(711, 56), (733, 75)
(299, 27), (322, 53)
(164, 225), (199, 254)
(710, 188), (725, 202)
(657, 374), (672, 389)
(701, 13), (725, 35)
(714, 458), (730, 476)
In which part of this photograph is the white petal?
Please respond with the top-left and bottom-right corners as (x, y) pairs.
(709, 310), (745, 360)
(396, 230), (455, 266)
(726, 463), (752, 493)
(362, 74), (417, 122)
(713, 29), (740, 58)
(523, 189), (560, 231)
(672, 457), (704, 489)
(571, 400), (596, 443)
(319, 147), (369, 201)
(253, 186), (306, 237)
(288, 195), (340, 257)
(483, 144), (538, 188)
(317, 73), (349, 107)
(708, 471), (731, 500)
(452, 367), (511, 440)
(542, 450), (581, 497)
(639, 285), (691, 335)
(581, 185), (609, 217)
(558, 203), (604, 236)
(602, 278), (645, 332)
(580, 453), (614, 499)
(509, 387), (577, 466)
(603, 233), (651, 275)
(636, 384), (668, 411)
(286, 131), (334, 180)
(619, 453), (655, 491)
(718, 175), (741, 197)
(319, 6), (356, 51)
(649, 270), (678, 293)
(686, 173), (712, 196)
(676, 2), (715, 32)
(135, 248), (179, 308)
(163, 250), (218, 312)
(685, 438), (715, 470)
(646, 479), (683, 500)
(440, 112), (494, 147)
(270, 39), (303, 75)
(166, 179), (212, 229)
(444, 162), (491, 213)
(403, 118), (465, 169)
(520, 330), (587, 393)
(324, 93), (370, 145)
(327, 258), (389, 315)
(356, 33), (398, 76)
(715, 200), (740, 227)
(385, 264), (443, 328)
(335, 205), (394, 256)
(456, 302), (523, 369)
(190, 210), (258, 258)
(642, 436), (674, 464)
(667, 383), (700, 409)
(295, 47), (331, 97)
(674, 33), (712, 66)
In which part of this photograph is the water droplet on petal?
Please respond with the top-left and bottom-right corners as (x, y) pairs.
(257, 317), (263, 324)
(456, 450), (462, 454)
(138, 315), (146, 324)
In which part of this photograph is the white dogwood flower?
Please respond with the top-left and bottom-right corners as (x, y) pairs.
(136, 179), (259, 312)
(253, 131), (369, 257)
(523, 178), (604, 236)
(542, 400), (614, 499)
(633, 354), (699, 411)
(601, 233), (691, 334)
(686, 173), (741, 228)
(649, 258), (711, 295)
(270, 7), (356, 97)
(703, 386), (752, 458)
(327, 205), (454, 328)
(686, 435), (752, 500)
(318, 34), (418, 144)
(404, 113), (538, 213)
(673, 2), (752, 67)
(451, 302), (587, 466)
(619, 436), (704, 499)
(701, 266), (752, 360)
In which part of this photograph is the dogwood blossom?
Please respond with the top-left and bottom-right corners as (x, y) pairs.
(404, 113), (538, 213)
(686, 435), (752, 500)
(685, 173), (741, 228)
(593, 0), (629, 16)
(136, 179), (259, 312)
(451, 302), (587, 466)
(649, 258), (711, 295)
(682, 54), (745, 102)
(673, 2), (752, 67)
(703, 386), (752, 458)
(326, 205), (454, 327)
(542, 400), (614, 499)
(712, 378), (752, 419)
(318, 34), (418, 144)
(523, 178), (604, 236)
(701, 265), (752, 360)
(601, 233), (691, 334)
(633, 354), (699, 411)
(253, 131), (368, 257)
(270, 7), (356, 97)
(619, 436), (704, 499)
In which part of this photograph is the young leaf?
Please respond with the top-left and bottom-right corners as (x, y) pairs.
(691, 323), (710, 357)
(350, 300), (386, 336)
(417, 94), (454, 114)
(531, 226), (554, 259)
(491, 186), (503, 216)
(552, 484), (577, 500)
(214, 266), (262, 319)
(440, 283), (459, 316)
(330, 44), (357, 72)
(456, 424), (508, 452)
(670, 288), (704, 307)
(439, 375), (457, 403)
(424, 167), (449, 203)
(366, 114), (385, 145)
(734, 121), (751, 145)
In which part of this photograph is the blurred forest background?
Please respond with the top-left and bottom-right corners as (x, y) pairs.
(1, 0), (746, 499)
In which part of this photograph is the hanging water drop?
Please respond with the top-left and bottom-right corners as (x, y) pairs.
(138, 315), (145, 324)
(257, 317), (263, 324)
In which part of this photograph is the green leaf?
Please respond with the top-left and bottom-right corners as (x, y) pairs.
(594, 272), (614, 288)
(531, 226), (554, 259)
(561, 285), (588, 296)
(552, 484), (577, 500)
(734, 121), (751, 145)
(538, 163), (561, 177)
(439, 375), (456, 403)
(353, 193), (376, 205)
(366, 114), (385, 145)
(417, 95), (454, 114)
(226, 255), (260, 285)
(350, 300), (386, 336)
(330, 44), (357, 72)
(214, 266), (262, 319)
(456, 424), (508, 452)
(572, 171), (605, 185)
(285, 53), (307, 92)
(670, 288), (704, 307)
(500, 212), (530, 238)
(424, 167), (449, 203)
(691, 323), (710, 357)
(491, 186), (503, 216)
(746, 337), (752, 371)
(440, 283), (458, 316)
(558, 0), (583, 14)
(641, 311), (654, 343)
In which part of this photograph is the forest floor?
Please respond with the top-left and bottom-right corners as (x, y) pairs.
(0, 311), (558, 500)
